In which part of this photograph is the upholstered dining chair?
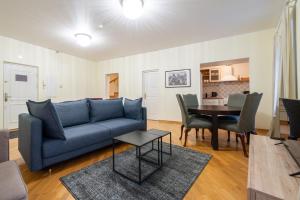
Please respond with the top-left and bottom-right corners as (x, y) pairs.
(182, 94), (209, 139)
(219, 93), (246, 142)
(176, 94), (212, 146)
(218, 93), (263, 157)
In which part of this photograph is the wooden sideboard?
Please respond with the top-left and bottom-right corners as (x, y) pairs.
(248, 135), (300, 200)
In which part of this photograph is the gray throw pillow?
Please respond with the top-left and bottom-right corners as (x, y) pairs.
(89, 98), (124, 122)
(26, 99), (65, 140)
(54, 99), (90, 127)
(124, 98), (143, 120)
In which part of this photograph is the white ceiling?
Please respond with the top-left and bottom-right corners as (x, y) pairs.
(0, 0), (285, 61)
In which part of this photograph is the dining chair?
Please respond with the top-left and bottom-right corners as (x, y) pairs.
(282, 98), (300, 140)
(182, 94), (208, 139)
(219, 93), (246, 142)
(176, 94), (212, 146)
(218, 92), (263, 157)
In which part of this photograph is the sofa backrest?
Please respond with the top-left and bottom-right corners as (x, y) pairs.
(54, 99), (90, 127)
(89, 98), (124, 122)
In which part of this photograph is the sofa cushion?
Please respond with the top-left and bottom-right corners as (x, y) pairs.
(43, 123), (110, 158)
(0, 161), (28, 200)
(124, 98), (143, 120)
(54, 99), (90, 127)
(96, 118), (144, 138)
(26, 99), (65, 140)
(89, 98), (124, 122)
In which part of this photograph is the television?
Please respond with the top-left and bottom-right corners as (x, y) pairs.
(281, 98), (300, 176)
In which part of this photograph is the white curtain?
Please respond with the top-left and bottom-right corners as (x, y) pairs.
(270, 0), (298, 138)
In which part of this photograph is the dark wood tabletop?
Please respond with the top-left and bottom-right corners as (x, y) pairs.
(188, 105), (241, 150)
(188, 105), (241, 116)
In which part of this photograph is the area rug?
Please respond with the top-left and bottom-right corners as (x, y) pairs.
(60, 143), (211, 200)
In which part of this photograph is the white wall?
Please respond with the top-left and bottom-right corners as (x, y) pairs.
(0, 35), (99, 128)
(97, 29), (275, 129)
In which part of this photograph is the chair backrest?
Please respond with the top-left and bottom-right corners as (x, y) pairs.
(238, 93), (263, 132)
(182, 94), (199, 107)
(176, 94), (190, 126)
(227, 93), (246, 108)
(282, 98), (300, 140)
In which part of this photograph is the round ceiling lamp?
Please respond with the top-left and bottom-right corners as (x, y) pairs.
(121, 0), (144, 20)
(74, 33), (92, 47)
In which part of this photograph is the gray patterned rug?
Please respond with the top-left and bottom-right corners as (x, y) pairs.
(60, 143), (211, 200)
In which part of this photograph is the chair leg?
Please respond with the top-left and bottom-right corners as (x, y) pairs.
(180, 125), (184, 140)
(238, 133), (248, 157)
(246, 132), (250, 145)
(195, 128), (199, 139)
(184, 128), (191, 147)
(227, 131), (230, 142)
(202, 128), (205, 140)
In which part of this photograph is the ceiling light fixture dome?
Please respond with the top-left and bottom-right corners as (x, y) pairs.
(74, 33), (92, 47)
(121, 0), (144, 20)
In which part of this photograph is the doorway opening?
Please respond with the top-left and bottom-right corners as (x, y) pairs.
(106, 73), (119, 99)
(200, 58), (250, 105)
(3, 62), (38, 130)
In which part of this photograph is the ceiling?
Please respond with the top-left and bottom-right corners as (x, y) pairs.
(0, 0), (285, 61)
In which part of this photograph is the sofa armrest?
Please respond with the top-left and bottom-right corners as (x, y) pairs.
(0, 130), (9, 163)
(141, 107), (147, 130)
(18, 113), (43, 171)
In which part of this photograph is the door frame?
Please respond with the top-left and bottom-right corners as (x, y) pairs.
(105, 73), (119, 99)
(2, 61), (39, 130)
(142, 69), (160, 120)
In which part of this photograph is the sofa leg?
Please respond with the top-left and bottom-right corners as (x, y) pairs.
(195, 128), (199, 139)
(49, 168), (52, 176)
(202, 129), (205, 140)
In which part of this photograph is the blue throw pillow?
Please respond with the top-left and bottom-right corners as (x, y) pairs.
(89, 98), (124, 122)
(54, 99), (90, 127)
(26, 99), (65, 140)
(124, 98), (143, 120)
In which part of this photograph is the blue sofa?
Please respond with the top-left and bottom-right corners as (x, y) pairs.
(18, 99), (147, 171)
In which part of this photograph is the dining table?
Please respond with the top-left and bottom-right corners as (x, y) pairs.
(188, 105), (241, 150)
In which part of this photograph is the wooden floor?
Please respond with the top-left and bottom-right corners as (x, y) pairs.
(10, 120), (267, 200)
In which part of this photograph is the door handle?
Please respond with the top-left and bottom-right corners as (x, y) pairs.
(4, 93), (11, 102)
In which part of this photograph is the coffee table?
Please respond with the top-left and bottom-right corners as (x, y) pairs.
(112, 129), (172, 184)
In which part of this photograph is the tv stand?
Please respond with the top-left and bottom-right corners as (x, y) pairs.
(248, 135), (300, 200)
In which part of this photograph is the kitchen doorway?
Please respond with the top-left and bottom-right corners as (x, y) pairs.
(106, 73), (119, 99)
(200, 58), (250, 105)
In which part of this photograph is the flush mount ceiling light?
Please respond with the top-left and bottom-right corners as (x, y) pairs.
(74, 33), (92, 47)
(121, 0), (144, 20)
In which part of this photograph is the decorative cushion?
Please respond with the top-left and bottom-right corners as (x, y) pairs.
(124, 98), (143, 120)
(26, 99), (65, 139)
(89, 98), (124, 122)
(54, 99), (90, 127)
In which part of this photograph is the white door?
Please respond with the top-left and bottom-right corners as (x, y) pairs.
(143, 70), (160, 120)
(3, 63), (38, 129)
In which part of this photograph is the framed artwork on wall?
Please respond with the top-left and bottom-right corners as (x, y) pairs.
(165, 69), (191, 88)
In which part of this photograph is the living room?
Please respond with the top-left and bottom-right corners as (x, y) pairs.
(0, 0), (299, 199)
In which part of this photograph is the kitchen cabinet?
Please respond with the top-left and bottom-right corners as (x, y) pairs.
(200, 67), (221, 83)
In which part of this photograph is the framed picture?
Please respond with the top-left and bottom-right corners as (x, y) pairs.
(165, 69), (191, 88)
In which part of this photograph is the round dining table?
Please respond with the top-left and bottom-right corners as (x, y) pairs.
(188, 105), (241, 150)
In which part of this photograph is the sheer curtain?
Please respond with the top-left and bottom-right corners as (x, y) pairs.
(270, 0), (298, 138)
